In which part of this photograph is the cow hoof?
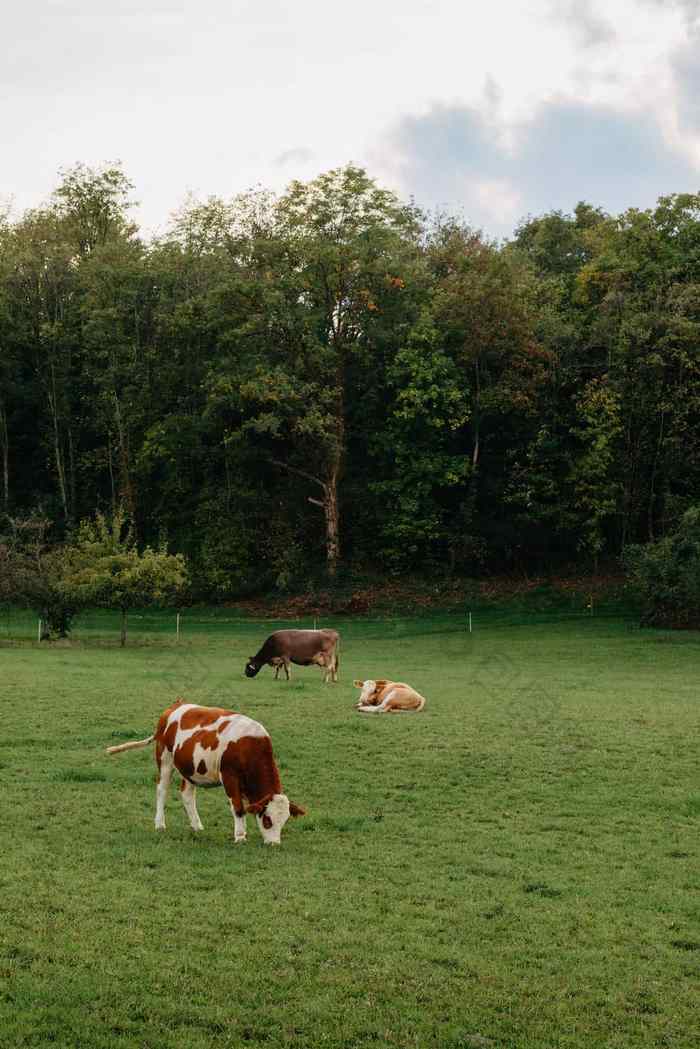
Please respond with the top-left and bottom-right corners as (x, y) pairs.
(234, 837), (247, 845)
(155, 823), (166, 831)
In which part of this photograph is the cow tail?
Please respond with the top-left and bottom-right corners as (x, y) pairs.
(105, 734), (154, 755)
(335, 636), (340, 676)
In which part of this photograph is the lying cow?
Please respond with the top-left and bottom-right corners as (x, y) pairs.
(245, 628), (340, 683)
(353, 679), (426, 713)
(106, 699), (305, 845)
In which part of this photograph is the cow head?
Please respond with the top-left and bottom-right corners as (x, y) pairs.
(247, 793), (305, 844)
(245, 658), (261, 678)
(354, 679), (385, 706)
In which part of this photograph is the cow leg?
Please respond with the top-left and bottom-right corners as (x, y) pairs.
(284, 659), (291, 681)
(273, 662), (281, 680)
(180, 779), (204, 831)
(155, 744), (173, 830)
(221, 772), (247, 843)
(357, 695), (394, 713)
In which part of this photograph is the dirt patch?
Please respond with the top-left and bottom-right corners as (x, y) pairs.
(226, 573), (627, 618)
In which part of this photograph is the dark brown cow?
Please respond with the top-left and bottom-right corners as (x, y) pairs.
(106, 700), (305, 844)
(245, 628), (339, 683)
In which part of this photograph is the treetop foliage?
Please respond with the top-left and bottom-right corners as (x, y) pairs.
(2, 162), (700, 597)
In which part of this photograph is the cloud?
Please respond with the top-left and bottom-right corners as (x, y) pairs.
(547, 0), (617, 48)
(274, 147), (317, 168)
(671, 38), (700, 134)
(380, 98), (700, 237)
(642, 0), (700, 33)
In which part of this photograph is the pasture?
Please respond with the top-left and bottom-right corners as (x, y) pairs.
(1, 612), (699, 1049)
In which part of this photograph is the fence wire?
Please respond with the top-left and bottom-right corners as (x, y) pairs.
(0, 603), (638, 645)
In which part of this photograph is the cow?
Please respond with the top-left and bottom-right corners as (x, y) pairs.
(105, 699), (305, 845)
(245, 628), (340, 683)
(353, 679), (426, 713)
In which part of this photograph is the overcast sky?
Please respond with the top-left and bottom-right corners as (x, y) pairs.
(2, 0), (700, 238)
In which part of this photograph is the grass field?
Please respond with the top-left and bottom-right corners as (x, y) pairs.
(1, 612), (699, 1048)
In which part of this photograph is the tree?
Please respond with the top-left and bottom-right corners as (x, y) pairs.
(625, 506), (700, 628)
(52, 162), (137, 256)
(207, 166), (423, 577)
(424, 219), (553, 566)
(0, 516), (86, 638)
(60, 508), (188, 645)
(0, 163), (138, 526)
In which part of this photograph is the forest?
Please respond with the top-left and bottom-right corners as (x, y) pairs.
(1, 162), (699, 598)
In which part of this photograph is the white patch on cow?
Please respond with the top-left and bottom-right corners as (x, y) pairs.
(256, 793), (291, 845)
(356, 680), (376, 705)
(219, 714), (268, 742)
(180, 780), (204, 831)
(233, 813), (247, 843)
(175, 715), (269, 786)
(155, 750), (174, 829)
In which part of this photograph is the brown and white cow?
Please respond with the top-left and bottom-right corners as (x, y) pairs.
(106, 700), (305, 844)
(245, 628), (339, 683)
(353, 679), (426, 713)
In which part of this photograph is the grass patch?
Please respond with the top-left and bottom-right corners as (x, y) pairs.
(1, 614), (699, 1047)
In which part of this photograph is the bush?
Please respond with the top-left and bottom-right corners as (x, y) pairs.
(0, 517), (85, 638)
(59, 508), (188, 645)
(624, 507), (700, 628)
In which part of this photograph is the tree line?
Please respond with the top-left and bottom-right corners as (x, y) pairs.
(1, 162), (699, 597)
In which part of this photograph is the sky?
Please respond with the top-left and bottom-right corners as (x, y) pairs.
(2, 0), (700, 239)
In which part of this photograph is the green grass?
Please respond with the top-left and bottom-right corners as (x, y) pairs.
(1, 614), (698, 1048)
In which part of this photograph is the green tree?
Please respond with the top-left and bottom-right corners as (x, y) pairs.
(0, 516), (87, 638)
(208, 166), (423, 577)
(625, 506), (700, 628)
(61, 508), (188, 645)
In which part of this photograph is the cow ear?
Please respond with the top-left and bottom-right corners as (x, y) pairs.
(289, 802), (306, 818)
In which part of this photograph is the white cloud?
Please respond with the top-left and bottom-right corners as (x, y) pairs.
(378, 97), (700, 237)
(0, 0), (698, 236)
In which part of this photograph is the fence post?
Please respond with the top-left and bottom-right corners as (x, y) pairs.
(176, 612), (181, 643)
(38, 618), (42, 642)
(468, 611), (472, 634)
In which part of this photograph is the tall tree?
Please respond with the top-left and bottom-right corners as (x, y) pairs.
(206, 166), (423, 576)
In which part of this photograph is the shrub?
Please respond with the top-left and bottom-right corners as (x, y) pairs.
(60, 508), (188, 645)
(624, 507), (700, 628)
(0, 516), (86, 638)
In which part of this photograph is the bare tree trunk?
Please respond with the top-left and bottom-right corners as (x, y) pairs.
(107, 432), (116, 514)
(322, 466), (340, 577)
(47, 362), (69, 523)
(67, 422), (77, 525)
(113, 392), (136, 520)
(120, 608), (128, 647)
(0, 398), (8, 509)
(647, 409), (665, 542)
(272, 458), (341, 577)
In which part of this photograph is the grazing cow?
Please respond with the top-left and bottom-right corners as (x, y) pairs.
(353, 679), (426, 713)
(105, 699), (305, 844)
(245, 628), (340, 683)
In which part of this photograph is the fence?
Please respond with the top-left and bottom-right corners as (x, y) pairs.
(0, 601), (640, 646)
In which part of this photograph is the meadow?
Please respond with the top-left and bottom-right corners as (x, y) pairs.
(1, 610), (698, 1049)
